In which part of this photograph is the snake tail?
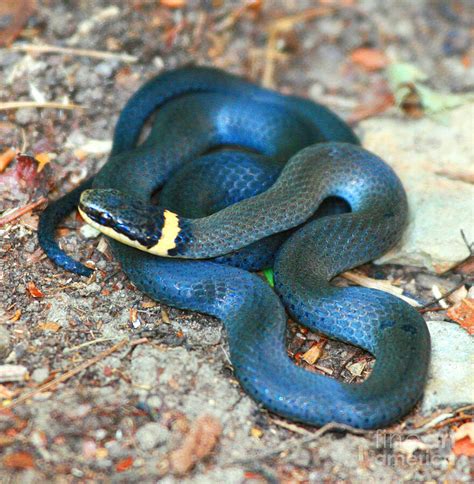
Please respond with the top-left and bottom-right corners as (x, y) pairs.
(38, 178), (94, 276)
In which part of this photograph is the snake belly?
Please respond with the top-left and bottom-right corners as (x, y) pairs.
(38, 66), (430, 429)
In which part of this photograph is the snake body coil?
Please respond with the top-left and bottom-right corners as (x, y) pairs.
(38, 66), (430, 429)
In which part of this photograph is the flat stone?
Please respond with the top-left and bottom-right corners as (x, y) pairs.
(360, 103), (474, 273)
(421, 320), (474, 414)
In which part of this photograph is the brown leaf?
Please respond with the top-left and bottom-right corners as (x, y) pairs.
(170, 415), (222, 475)
(3, 451), (35, 469)
(27, 281), (44, 298)
(0, 0), (36, 46)
(447, 298), (474, 334)
(350, 47), (388, 71)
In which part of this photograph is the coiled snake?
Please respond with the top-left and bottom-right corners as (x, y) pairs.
(38, 66), (430, 429)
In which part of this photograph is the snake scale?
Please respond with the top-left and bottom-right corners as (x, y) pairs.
(38, 66), (430, 429)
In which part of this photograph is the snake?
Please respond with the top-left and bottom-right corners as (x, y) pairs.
(38, 66), (430, 429)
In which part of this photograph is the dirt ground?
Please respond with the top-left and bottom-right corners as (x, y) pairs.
(0, 1), (473, 482)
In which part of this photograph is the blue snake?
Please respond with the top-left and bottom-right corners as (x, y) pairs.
(38, 66), (430, 429)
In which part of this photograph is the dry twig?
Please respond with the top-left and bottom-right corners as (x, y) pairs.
(10, 43), (138, 62)
(341, 270), (420, 307)
(0, 197), (47, 227)
(0, 101), (84, 111)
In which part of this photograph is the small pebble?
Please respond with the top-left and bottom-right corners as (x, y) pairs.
(15, 108), (39, 126)
(95, 61), (117, 78)
(135, 422), (170, 450)
(31, 367), (50, 384)
(146, 395), (163, 409)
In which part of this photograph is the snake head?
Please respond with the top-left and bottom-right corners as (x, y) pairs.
(78, 189), (181, 256)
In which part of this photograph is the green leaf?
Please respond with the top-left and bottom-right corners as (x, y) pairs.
(263, 268), (274, 287)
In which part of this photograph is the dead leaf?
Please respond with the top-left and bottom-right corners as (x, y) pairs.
(447, 298), (474, 334)
(0, 148), (16, 173)
(387, 63), (474, 118)
(160, 0), (186, 7)
(0, 0), (36, 47)
(3, 451), (35, 469)
(250, 427), (263, 438)
(9, 309), (21, 322)
(34, 152), (51, 173)
(454, 422), (474, 443)
(453, 437), (474, 457)
(347, 360), (367, 377)
(37, 322), (61, 332)
(115, 456), (134, 472)
(26, 281), (44, 298)
(141, 300), (157, 309)
(161, 309), (171, 324)
(0, 435), (15, 447)
(169, 415), (222, 475)
(302, 341), (325, 364)
(350, 47), (388, 71)
(452, 423), (474, 457)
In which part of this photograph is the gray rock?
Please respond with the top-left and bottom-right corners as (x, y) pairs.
(135, 422), (170, 450)
(421, 321), (474, 414)
(0, 326), (11, 361)
(360, 103), (474, 273)
(31, 367), (49, 384)
(95, 61), (117, 78)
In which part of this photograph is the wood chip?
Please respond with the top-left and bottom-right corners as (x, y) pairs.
(302, 341), (325, 365)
